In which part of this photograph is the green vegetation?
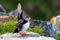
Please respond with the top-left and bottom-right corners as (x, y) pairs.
(56, 33), (60, 40)
(0, 20), (18, 34)
(27, 26), (43, 35)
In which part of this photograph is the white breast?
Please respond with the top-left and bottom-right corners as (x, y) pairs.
(20, 21), (30, 32)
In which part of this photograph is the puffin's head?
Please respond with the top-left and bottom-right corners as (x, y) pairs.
(25, 16), (32, 21)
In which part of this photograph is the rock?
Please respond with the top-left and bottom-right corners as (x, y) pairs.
(8, 9), (18, 17)
(30, 20), (58, 38)
(55, 15), (60, 30)
(0, 32), (56, 40)
(30, 20), (42, 28)
(8, 9), (27, 19)
(41, 21), (58, 38)
(0, 4), (7, 16)
(0, 16), (16, 23)
(50, 15), (60, 31)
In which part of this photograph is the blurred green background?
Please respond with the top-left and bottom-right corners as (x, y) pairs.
(0, 0), (60, 20)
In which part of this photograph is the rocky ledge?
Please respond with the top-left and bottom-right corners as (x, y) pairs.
(0, 32), (56, 40)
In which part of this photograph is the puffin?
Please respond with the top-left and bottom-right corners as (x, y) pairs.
(17, 16), (31, 37)
(13, 3), (31, 36)
(19, 16), (31, 32)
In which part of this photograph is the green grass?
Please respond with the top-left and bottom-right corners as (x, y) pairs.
(0, 20), (60, 40)
(0, 20), (18, 34)
(27, 26), (43, 35)
(56, 32), (60, 40)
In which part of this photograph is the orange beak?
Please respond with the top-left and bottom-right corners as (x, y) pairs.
(29, 18), (32, 21)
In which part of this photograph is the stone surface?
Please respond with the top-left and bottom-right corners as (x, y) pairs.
(0, 32), (56, 40)
(0, 4), (6, 16)
(8, 9), (18, 17)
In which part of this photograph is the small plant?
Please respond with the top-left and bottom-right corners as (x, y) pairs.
(27, 26), (43, 35)
(0, 20), (18, 34)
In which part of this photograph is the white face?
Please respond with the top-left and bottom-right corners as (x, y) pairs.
(25, 17), (31, 21)
(17, 3), (22, 14)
